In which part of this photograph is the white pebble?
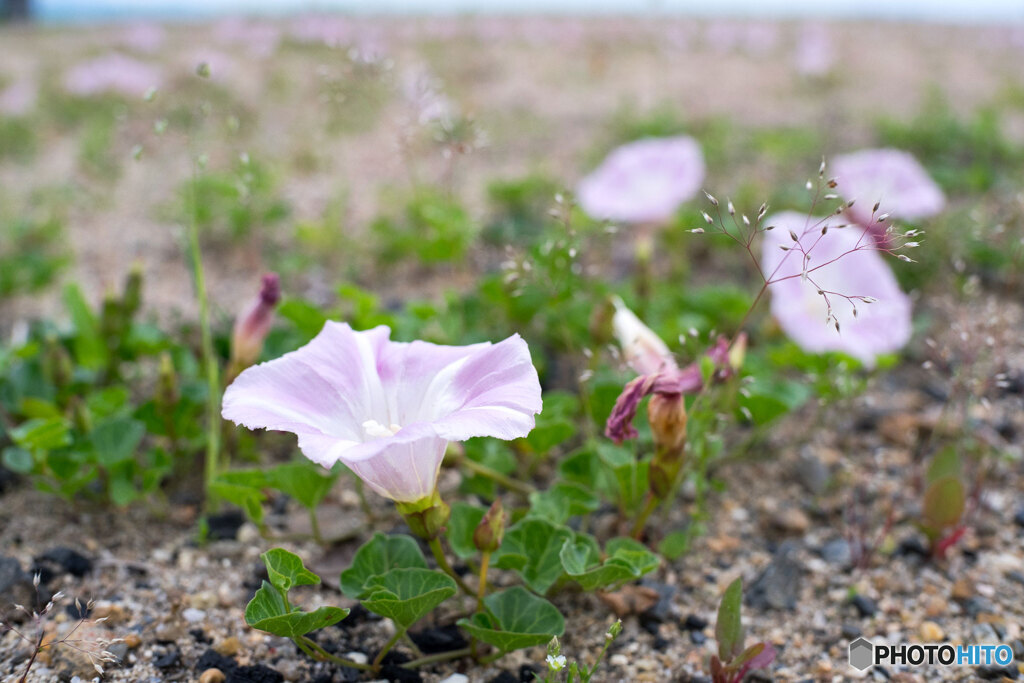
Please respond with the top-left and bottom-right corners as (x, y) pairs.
(345, 652), (369, 665)
(182, 607), (206, 623)
(610, 654), (629, 667)
(439, 675), (469, 683)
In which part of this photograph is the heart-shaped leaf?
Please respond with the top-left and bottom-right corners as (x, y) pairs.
(340, 533), (428, 599)
(447, 502), (487, 560)
(245, 580), (348, 638)
(560, 536), (660, 591)
(265, 461), (338, 511)
(528, 481), (600, 525)
(262, 548), (321, 592)
(492, 519), (574, 595)
(91, 417), (146, 468)
(361, 568), (457, 630)
(457, 587), (564, 653)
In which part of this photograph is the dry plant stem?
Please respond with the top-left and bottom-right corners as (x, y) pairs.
(631, 492), (660, 539)
(428, 538), (475, 596)
(18, 629), (44, 683)
(460, 457), (535, 495)
(187, 167), (222, 512)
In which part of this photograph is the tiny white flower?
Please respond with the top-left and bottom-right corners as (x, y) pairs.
(547, 654), (567, 672)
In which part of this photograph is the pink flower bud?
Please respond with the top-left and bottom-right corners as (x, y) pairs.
(231, 273), (281, 372)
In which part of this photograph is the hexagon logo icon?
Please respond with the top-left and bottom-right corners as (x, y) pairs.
(849, 637), (874, 671)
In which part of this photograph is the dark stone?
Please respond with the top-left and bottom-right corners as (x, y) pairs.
(746, 542), (802, 611)
(32, 547), (93, 580)
(653, 636), (670, 651)
(310, 676), (335, 683)
(872, 665), (891, 679)
(207, 509), (246, 541)
(190, 628), (212, 644)
(850, 595), (877, 618)
(976, 664), (1018, 680)
(0, 465), (17, 494)
(640, 617), (660, 636)
(488, 673), (518, 683)
(1006, 570), (1024, 587)
(820, 538), (852, 567)
(154, 650), (181, 670)
(1011, 639), (1024, 661)
(1014, 505), (1024, 529)
(639, 580), (677, 624)
(795, 449), (830, 495)
(682, 614), (708, 631)
(227, 665), (285, 683)
(196, 649), (238, 673)
(963, 596), (997, 618)
(841, 624), (862, 639)
(895, 536), (929, 558)
(689, 630), (707, 645)
(408, 624), (468, 654)
(380, 651), (421, 683)
(244, 561), (270, 591)
(518, 664), (540, 682)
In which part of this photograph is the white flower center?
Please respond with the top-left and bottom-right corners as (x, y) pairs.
(362, 419), (402, 440)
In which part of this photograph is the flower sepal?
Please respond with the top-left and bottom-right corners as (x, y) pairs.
(397, 490), (451, 541)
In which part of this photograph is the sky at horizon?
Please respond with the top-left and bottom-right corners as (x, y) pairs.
(30, 0), (1024, 24)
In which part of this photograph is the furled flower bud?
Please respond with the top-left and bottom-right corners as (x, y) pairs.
(611, 297), (675, 375)
(472, 499), (505, 553)
(230, 273), (280, 375)
(397, 489), (451, 541)
(156, 352), (178, 412)
(43, 335), (73, 393)
(647, 392), (687, 453)
(728, 332), (747, 372)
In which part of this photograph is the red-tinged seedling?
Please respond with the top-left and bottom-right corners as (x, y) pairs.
(710, 578), (776, 683)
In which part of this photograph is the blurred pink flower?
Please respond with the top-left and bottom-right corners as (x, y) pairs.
(0, 78), (36, 116)
(761, 211), (912, 366)
(289, 15), (353, 47)
(212, 18), (280, 57)
(64, 54), (162, 98)
(577, 136), (705, 224)
(223, 323), (542, 503)
(833, 149), (945, 230)
(793, 23), (835, 77)
(120, 22), (166, 53)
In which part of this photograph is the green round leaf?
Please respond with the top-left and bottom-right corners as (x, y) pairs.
(340, 533), (428, 599)
(361, 568), (457, 630)
(457, 587), (565, 653)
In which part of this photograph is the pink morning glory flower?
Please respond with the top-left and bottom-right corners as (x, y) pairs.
(832, 148), (945, 235)
(761, 211), (912, 366)
(64, 54), (162, 98)
(611, 296), (675, 376)
(222, 323), (542, 504)
(577, 136), (706, 224)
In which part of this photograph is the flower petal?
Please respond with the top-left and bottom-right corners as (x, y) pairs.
(833, 148), (945, 225)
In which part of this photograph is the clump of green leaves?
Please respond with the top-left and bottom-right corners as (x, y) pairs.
(181, 155), (290, 242)
(710, 578), (776, 683)
(0, 216), (69, 297)
(372, 188), (478, 265)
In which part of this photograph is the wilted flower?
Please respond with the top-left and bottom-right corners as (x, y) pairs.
(222, 323), (542, 505)
(611, 296), (675, 375)
(832, 148), (945, 239)
(577, 136), (705, 224)
(229, 273), (281, 378)
(761, 211), (912, 366)
(64, 54), (162, 98)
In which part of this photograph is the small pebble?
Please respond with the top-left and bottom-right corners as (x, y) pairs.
(124, 633), (142, 649)
(215, 636), (241, 657)
(439, 675), (469, 683)
(683, 614), (708, 631)
(919, 621), (944, 642)
(851, 595), (877, 618)
(199, 668), (226, 683)
(182, 607), (206, 623)
(345, 651), (369, 665)
(609, 654), (629, 667)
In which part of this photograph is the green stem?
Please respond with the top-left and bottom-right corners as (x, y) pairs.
(308, 507), (323, 545)
(297, 636), (373, 671)
(187, 168), (222, 513)
(478, 650), (507, 665)
(402, 646), (473, 669)
(401, 634), (425, 659)
(373, 628), (405, 670)
(460, 458), (535, 496)
(428, 537), (474, 596)
(631, 493), (660, 540)
(476, 551), (491, 612)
